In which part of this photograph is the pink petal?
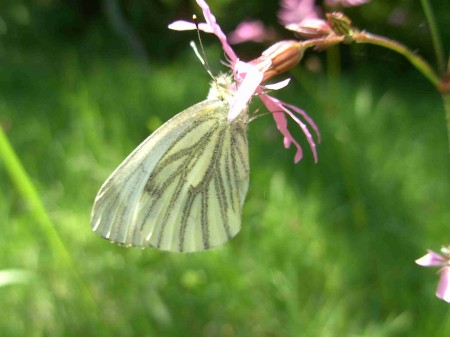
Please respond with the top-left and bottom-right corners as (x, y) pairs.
(260, 93), (319, 162)
(168, 20), (197, 31)
(236, 58), (271, 80)
(264, 78), (291, 90)
(228, 67), (264, 121)
(282, 102), (321, 142)
(416, 250), (447, 267)
(234, 60), (254, 77)
(168, 21), (213, 33)
(436, 267), (450, 303)
(279, 101), (318, 163)
(259, 94), (304, 163)
(195, 0), (237, 63)
(196, 22), (214, 33)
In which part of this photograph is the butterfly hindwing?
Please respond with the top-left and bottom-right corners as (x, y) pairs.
(91, 99), (249, 252)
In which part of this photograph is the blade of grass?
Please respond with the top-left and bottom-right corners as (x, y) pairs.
(420, 0), (445, 73)
(0, 123), (98, 315)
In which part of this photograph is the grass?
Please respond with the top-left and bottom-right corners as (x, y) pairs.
(1, 45), (449, 336)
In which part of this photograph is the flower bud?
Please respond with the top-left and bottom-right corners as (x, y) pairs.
(326, 12), (354, 42)
(250, 40), (304, 82)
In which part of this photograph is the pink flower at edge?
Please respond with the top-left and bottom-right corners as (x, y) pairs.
(279, 1), (367, 40)
(416, 247), (450, 303)
(228, 20), (275, 45)
(277, 0), (332, 39)
(169, 0), (320, 163)
(325, 0), (370, 8)
(416, 250), (448, 267)
(278, 0), (320, 26)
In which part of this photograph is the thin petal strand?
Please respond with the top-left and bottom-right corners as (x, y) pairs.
(259, 95), (304, 163)
(195, 0), (238, 62)
(279, 102), (318, 162)
(282, 102), (321, 142)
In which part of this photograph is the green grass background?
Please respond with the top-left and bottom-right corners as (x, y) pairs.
(1, 1), (450, 336)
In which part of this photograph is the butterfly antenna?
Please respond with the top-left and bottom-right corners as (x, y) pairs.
(247, 110), (284, 123)
(191, 14), (214, 79)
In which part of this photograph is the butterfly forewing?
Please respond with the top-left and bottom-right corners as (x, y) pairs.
(91, 99), (249, 252)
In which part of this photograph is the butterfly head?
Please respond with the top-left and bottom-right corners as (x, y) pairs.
(207, 73), (236, 103)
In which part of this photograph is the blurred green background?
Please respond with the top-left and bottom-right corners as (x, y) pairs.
(1, 0), (449, 336)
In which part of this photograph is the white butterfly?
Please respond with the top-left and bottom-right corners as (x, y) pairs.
(91, 74), (250, 252)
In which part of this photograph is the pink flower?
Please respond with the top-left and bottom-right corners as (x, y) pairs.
(169, 0), (319, 163)
(228, 20), (275, 44)
(278, 0), (320, 26)
(416, 246), (450, 303)
(278, 1), (333, 39)
(325, 0), (370, 7)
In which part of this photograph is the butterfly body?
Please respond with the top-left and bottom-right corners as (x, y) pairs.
(91, 75), (250, 252)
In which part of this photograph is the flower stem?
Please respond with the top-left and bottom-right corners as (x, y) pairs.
(420, 0), (445, 73)
(443, 93), (450, 151)
(352, 31), (440, 88)
(299, 30), (449, 149)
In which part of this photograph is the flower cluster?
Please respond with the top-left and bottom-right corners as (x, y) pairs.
(169, 0), (319, 163)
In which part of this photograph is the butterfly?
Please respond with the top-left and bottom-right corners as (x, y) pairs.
(91, 74), (250, 252)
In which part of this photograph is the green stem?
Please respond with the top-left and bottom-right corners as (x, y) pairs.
(443, 93), (450, 151)
(0, 124), (98, 314)
(352, 31), (440, 88)
(300, 30), (449, 150)
(420, 0), (445, 73)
